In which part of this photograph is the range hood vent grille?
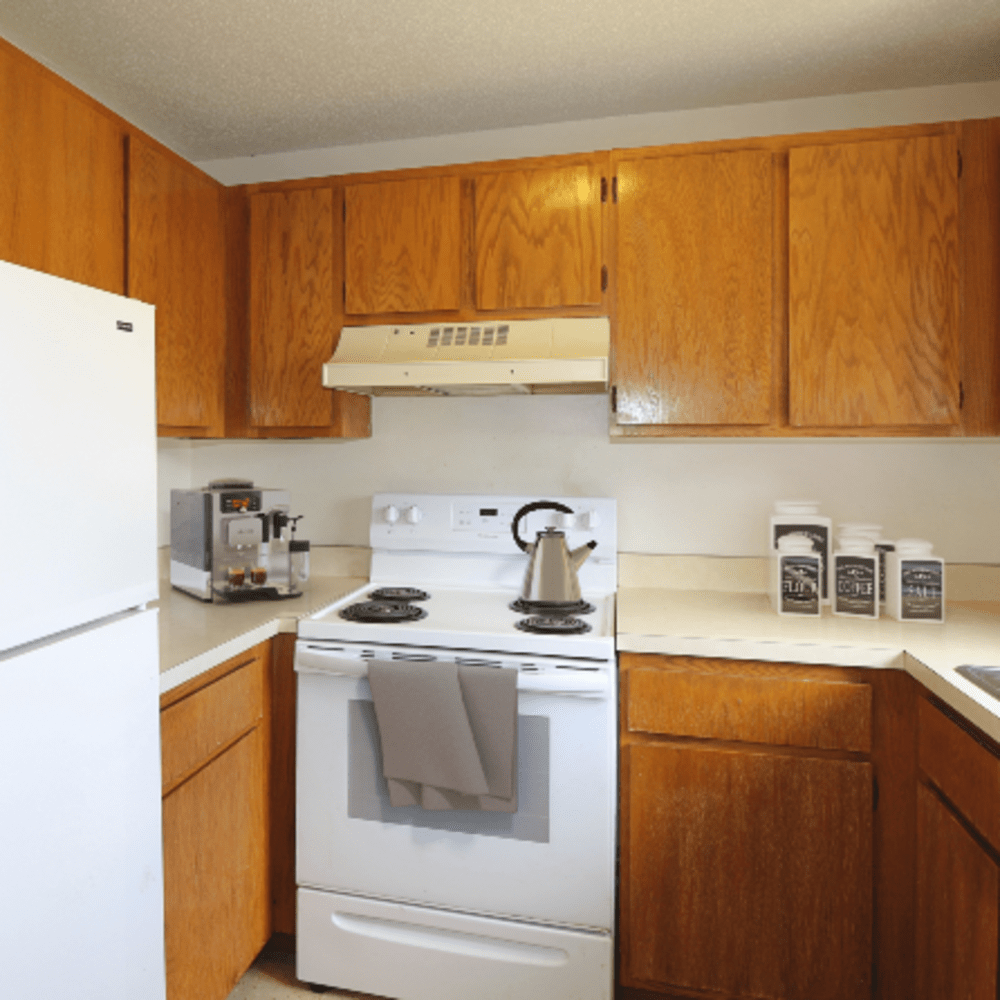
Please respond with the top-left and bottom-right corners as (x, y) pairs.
(322, 317), (609, 397)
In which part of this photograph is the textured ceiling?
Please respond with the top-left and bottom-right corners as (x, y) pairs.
(1, 0), (998, 161)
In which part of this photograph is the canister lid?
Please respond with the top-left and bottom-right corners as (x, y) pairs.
(837, 537), (875, 555)
(837, 522), (883, 540)
(777, 533), (816, 555)
(895, 538), (934, 557)
(774, 500), (821, 516)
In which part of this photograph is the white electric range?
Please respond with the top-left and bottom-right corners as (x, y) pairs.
(294, 493), (617, 1000)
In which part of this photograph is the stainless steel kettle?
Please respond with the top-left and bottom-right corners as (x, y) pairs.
(511, 501), (598, 606)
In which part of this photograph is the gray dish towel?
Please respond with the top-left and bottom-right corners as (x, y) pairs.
(367, 660), (517, 813)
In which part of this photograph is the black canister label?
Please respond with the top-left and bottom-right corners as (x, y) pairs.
(781, 556), (820, 614)
(836, 555), (877, 617)
(774, 523), (830, 599)
(901, 560), (943, 620)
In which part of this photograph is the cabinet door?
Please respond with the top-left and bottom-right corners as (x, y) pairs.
(915, 783), (999, 1000)
(344, 175), (461, 314)
(474, 163), (602, 309)
(128, 136), (227, 437)
(0, 39), (124, 294)
(789, 134), (960, 428)
(613, 148), (775, 426)
(162, 729), (269, 1000)
(249, 186), (339, 428)
(622, 743), (872, 1000)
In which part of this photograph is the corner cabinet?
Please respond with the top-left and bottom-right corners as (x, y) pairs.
(915, 696), (1000, 1000)
(788, 133), (960, 430)
(619, 654), (875, 1000)
(127, 136), (228, 437)
(612, 148), (778, 429)
(245, 185), (370, 437)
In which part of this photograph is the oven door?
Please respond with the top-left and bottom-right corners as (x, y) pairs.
(294, 642), (616, 932)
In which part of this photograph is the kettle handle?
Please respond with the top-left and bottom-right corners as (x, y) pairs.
(511, 500), (575, 552)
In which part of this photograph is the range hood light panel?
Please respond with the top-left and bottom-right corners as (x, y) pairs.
(322, 317), (610, 397)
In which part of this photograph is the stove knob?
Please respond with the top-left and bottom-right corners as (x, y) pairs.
(404, 505), (423, 525)
(384, 504), (400, 524)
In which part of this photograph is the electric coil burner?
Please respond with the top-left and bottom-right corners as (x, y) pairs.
(368, 587), (430, 603)
(509, 597), (596, 616)
(515, 614), (592, 635)
(338, 600), (427, 623)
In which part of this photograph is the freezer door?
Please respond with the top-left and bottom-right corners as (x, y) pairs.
(0, 609), (166, 998)
(0, 261), (158, 652)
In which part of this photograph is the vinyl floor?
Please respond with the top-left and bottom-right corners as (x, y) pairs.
(225, 938), (376, 1000)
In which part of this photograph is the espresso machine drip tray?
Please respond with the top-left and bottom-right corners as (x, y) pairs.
(219, 585), (302, 602)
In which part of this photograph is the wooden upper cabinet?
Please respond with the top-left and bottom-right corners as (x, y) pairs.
(249, 186), (341, 429)
(474, 162), (603, 310)
(0, 38), (124, 294)
(613, 148), (775, 427)
(789, 133), (961, 428)
(345, 175), (461, 314)
(128, 136), (227, 437)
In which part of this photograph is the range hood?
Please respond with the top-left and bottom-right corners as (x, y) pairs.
(322, 317), (609, 397)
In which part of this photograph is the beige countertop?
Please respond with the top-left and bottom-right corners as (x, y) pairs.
(155, 546), (369, 695)
(618, 585), (1000, 742)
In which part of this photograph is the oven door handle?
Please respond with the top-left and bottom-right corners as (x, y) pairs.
(296, 647), (610, 699)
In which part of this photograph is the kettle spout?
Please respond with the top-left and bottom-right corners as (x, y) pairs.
(569, 540), (598, 571)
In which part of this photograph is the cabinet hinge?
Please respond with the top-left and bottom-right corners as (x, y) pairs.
(343, 199), (347, 221)
(601, 177), (608, 203)
(612, 176), (618, 203)
(958, 150), (963, 179)
(959, 381), (965, 409)
(601, 265), (608, 292)
(873, 776), (879, 811)
(611, 385), (617, 413)
(342, 280), (346, 306)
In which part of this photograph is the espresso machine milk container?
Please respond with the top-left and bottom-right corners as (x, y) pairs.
(170, 479), (305, 602)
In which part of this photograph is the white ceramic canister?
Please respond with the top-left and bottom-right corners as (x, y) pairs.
(837, 523), (892, 604)
(833, 537), (879, 619)
(770, 533), (822, 617)
(770, 501), (832, 604)
(886, 538), (945, 623)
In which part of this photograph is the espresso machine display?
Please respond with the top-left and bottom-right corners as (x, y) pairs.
(170, 479), (305, 602)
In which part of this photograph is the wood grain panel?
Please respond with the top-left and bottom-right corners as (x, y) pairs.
(161, 653), (264, 793)
(918, 696), (1000, 850)
(345, 175), (461, 314)
(957, 118), (1000, 435)
(627, 661), (871, 751)
(128, 135), (227, 436)
(789, 134), (960, 427)
(249, 187), (337, 427)
(622, 743), (873, 999)
(474, 163), (602, 309)
(0, 39), (124, 293)
(613, 148), (775, 426)
(915, 783), (999, 1000)
(162, 728), (270, 1000)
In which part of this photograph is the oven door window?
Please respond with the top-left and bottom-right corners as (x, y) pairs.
(347, 700), (550, 843)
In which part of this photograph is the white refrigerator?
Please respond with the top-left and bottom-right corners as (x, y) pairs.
(0, 261), (166, 998)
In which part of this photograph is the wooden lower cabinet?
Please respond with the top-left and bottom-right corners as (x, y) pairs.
(915, 783), (999, 1000)
(619, 654), (876, 1000)
(915, 697), (1000, 1000)
(161, 643), (272, 1000)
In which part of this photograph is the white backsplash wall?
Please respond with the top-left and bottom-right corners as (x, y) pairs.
(157, 395), (1000, 564)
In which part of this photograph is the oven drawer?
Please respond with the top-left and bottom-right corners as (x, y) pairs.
(297, 888), (612, 1000)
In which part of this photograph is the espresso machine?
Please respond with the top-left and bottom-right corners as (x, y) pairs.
(170, 479), (307, 602)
